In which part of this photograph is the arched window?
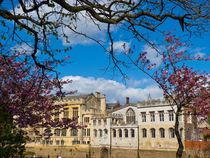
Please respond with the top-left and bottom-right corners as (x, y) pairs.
(131, 129), (135, 137)
(150, 128), (156, 138)
(124, 129), (128, 137)
(119, 129), (122, 137)
(126, 108), (136, 124)
(54, 129), (60, 136)
(113, 129), (116, 137)
(61, 129), (67, 136)
(142, 128), (147, 138)
(44, 129), (52, 136)
(104, 129), (108, 135)
(169, 128), (175, 138)
(71, 129), (78, 136)
(99, 129), (103, 137)
(94, 129), (97, 137)
(159, 128), (165, 138)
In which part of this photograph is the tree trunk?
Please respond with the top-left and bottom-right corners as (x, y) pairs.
(175, 107), (184, 158)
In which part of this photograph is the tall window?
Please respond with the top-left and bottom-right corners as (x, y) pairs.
(94, 129), (97, 137)
(187, 111), (192, 123)
(169, 128), (175, 138)
(84, 117), (90, 124)
(99, 129), (103, 137)
(93, 119), (96, 126)
(61, 129), (67, 136)
(142, 128), (147, 138)
(98, 119), (101, 125)
(104, 129), (108, 135)
(61, 140), (64, 145)
(54, 129), (60, 136)
(82, 129), (87, 136)
(126, 108), (136, 124)
(87, 128), (90, 136)
(131, 129), (135, 137)
(56, 140), (59, 145)
(151, 128), (156, 138)
(73, 107), (79, 121)
(71, 129), (78, 136)
(113, 129), (116, 137)
(104, 119), (107, 125)
(63, 108), (69, 118)
(159, 128), (165, 138)
(124, 129), (128, 138)
(141, 112), (146, 122)
(119, 129), (122, 137)
(44, 129), (51, 136)
(150, 112), (155, 122)
(168, 110), (174, 121)
(159, 111), (164, 122)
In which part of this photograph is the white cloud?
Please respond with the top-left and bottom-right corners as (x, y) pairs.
(126, 78), (148, 87)
(62, 76), (163, 104)
(61, 12), (107, 45)
(14, 2), (108, 46)
(192, 48), (206, 58)
(142, 44), (162, 66)
(111, 41), (130, 54)
(194, 52), (205, 58)
(11, 43), (34, 55)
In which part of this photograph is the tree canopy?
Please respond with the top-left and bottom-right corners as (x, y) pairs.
(0, 0), (209, 69)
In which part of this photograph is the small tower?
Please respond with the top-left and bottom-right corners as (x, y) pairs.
(100, 94), (106, 114)
(147, 93), (152, 104)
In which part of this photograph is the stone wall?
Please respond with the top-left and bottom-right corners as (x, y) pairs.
(26, 146), (189, 158)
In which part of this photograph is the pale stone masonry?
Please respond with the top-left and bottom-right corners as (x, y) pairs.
(91, 96), (193, 151)
(27, 92), (106, 147)
(25, 93), (202, 158)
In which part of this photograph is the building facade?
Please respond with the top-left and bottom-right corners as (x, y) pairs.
(90, 96), (195, 151)
(25, 94), (207, 158)
(27, 92), (106, 148)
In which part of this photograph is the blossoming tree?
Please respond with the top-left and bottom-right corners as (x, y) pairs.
(0, 44), (78, 157)
(124, 33), (210, 158)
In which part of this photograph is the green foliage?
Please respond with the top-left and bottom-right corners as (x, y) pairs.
(0, 111), (26, 158)
(23, 151), (35, 156)
(206, 115), (210, 125)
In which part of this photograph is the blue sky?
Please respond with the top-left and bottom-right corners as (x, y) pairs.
(1, 1), (210, 104)
(54, 27), (209, 104)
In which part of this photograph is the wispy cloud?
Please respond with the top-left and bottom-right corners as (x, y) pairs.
(192, 47), (206, 58)
(62, 76), (163, 103)
(142, 44), (163, 66)
(112, 41), (130, 54)
(14, 2), (108, 46)
(11, 43), (34, 55)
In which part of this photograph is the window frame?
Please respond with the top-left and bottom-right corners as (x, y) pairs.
(141, 112), (146, 122)
(159, 111), (164, 122)
(160, 128), (165, 138)
(150, 111), (155, 122)
(151, 128), (156, 138)
(142, 128), (147, 138)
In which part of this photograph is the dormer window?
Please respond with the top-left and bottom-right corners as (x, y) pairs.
(126, 108), (135, 124)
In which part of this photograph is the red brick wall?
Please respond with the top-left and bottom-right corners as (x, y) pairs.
(185, 141), (210, 149)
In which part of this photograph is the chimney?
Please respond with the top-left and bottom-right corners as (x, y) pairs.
(96, 92), (100, 98)
(126, 97), (129, 104)
(101, 94), (106, 114)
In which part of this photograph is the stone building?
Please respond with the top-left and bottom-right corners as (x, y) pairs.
(27, 92), (106, 148)
(90, 95), (195, 152)
(25, 94), (205, 158)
